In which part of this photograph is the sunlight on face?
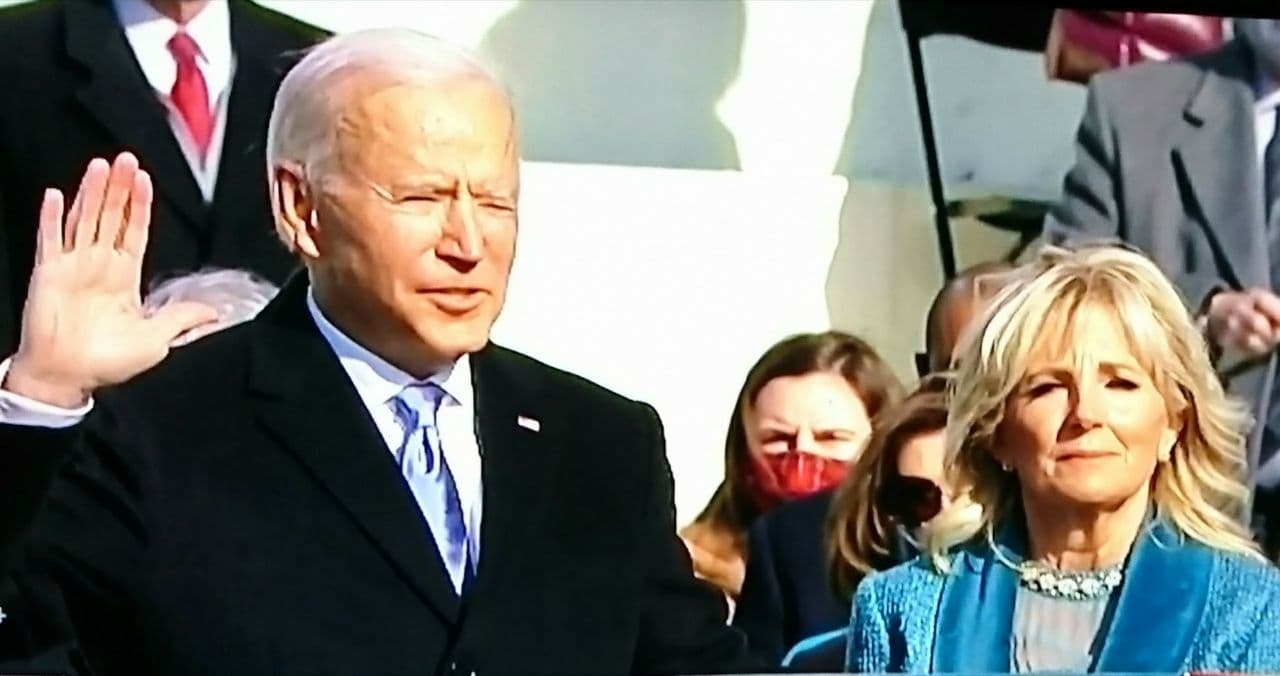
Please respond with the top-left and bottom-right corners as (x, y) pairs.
(745, 371), (872, 461)
(311, 76), (519, 367)
(995, 303), (1179, 511)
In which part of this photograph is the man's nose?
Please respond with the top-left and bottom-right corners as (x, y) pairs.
(438, 196), (482, 265)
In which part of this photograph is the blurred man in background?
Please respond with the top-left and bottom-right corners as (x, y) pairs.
(0, 0), (325, 356)
(143, 267), (278, 345)
(1044, 18), (1280, 553)
(918, 260), (1015, 376)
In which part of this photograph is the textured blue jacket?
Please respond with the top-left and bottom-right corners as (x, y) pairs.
(847, 520), (1280, 673)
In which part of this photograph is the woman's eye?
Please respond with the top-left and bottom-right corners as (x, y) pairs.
(1108, 378), (1138, 390)
(1027, 382), (1059, 397)
(761, 438), (791, 451)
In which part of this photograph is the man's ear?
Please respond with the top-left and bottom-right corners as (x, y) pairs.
(271, 163), (321, 259)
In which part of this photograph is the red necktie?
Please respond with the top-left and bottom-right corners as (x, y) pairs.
(167, 31), (212, 162)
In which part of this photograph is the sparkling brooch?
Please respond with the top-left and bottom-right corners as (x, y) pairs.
(1016, 562), (1123, 601)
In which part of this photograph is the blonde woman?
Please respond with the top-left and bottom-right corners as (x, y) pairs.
(847, 244), (1280, 673)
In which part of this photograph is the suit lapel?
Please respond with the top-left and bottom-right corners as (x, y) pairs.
(931, 528), (1020, 672)
(62, 0), (207, 231)
(934, 519), (1213, 673)
(1092, 521), (1212, 672)
(249, 276), (462, 622)
(1174, 40), (1269, 290)
(466, 347), (562, 604)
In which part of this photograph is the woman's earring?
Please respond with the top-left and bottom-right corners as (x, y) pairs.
(1000, 461), (1012, 473)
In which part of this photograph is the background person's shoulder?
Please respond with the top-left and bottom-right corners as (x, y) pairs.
(234, 0), (329, 47)
(1088, 41), (1249, 123)
(852, 553), (948, 625)
(0, 0), (59, 57)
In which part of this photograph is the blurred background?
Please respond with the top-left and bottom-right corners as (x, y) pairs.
(0, 0), (1085, 521)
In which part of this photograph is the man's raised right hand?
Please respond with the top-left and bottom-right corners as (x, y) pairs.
(2, 153), (218, 408)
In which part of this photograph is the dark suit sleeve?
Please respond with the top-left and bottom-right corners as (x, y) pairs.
(0, 186), (15, 358)
(732, 516), (786, 665)
(0, 405), (149, 673)
(629, 402), (761, 675)
(1043, 79), (1227, 312)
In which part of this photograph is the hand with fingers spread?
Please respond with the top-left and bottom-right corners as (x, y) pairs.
(1205, 288), (1280, 359)
(2, 153), (219, 408)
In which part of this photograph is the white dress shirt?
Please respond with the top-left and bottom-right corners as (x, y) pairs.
(1254, 66), (1280, 181)
(0, 292), (485, 566)
(0, 359), (93, 428)
(111, 0), (235, 202)
(304, 290), (484, 565)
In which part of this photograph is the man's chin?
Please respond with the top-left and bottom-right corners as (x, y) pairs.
(414, 325), (493, 362)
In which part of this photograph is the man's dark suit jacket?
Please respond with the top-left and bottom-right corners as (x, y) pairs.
(0, 0), (326, 356)
(0, 277), (753, 676)
(732, 490), (848, 667)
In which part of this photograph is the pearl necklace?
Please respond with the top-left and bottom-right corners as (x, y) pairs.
(1015, 560), (1123, 601)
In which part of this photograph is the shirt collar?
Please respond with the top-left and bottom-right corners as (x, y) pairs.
(304, 288), (473, 412)
(111, 0), (233, 87)
(1253, 53), (1280, 112)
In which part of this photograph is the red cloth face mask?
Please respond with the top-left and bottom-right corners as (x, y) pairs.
(746, 451), (850, 513)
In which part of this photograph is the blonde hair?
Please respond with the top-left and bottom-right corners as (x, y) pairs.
(925, 243), (1260, 570)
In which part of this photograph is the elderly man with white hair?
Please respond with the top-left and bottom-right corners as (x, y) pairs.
(0, 29), (754, 676)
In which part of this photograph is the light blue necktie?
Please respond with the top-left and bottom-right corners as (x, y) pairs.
(392, 383), (469, 595)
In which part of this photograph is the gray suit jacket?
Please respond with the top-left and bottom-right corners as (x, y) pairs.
(1043, 39), (1274, 486)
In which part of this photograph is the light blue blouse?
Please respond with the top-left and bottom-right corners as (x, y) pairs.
(1011, 587), (1113, 672)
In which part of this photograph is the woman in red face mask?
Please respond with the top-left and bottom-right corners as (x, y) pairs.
(679, 331), (902, 610)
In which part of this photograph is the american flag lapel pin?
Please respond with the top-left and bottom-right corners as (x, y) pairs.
(516, 415), (541, 432)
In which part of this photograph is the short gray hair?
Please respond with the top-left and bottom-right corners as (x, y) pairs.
(266, 28), (505, 178)
(145, 268), (279, 336)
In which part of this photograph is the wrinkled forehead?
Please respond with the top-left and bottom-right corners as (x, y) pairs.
(331, 77), (519, 190)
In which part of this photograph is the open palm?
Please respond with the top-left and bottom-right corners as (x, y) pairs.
(6, 154), (217, 406)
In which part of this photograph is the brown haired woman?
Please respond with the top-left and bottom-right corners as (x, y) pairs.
(773, 381), (952, 670)
(679, 331), (902, 610)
